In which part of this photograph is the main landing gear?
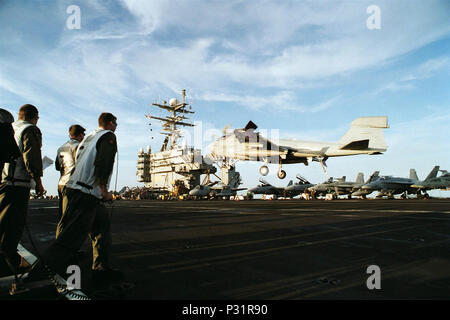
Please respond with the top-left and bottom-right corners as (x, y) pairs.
(260, 165), (269, 176)
(259, 155), (328, 180)
(259, 164), (286, 179)
(277, 169), (286, 179)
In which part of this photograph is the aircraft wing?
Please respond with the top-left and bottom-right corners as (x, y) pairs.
(291, 148), (328, 157)
(335, 182), (356, 188)
(233, 121), (282, 151)
(233, 129), (281, 150)
(259, 178), (272, 186)
(372, 182), (412, 193)
(231, 121), (325, 164)
(280, 145), (303, 153)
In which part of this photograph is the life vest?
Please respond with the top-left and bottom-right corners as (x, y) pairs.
(1, 120), (36, 188)
(66, 128), (114, 199)
(56, 139), (80, 187)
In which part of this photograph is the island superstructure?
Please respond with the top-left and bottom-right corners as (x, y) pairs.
(136, 89), (216, 194)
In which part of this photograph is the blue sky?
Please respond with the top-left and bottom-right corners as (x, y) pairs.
(1, 0), (449, 196)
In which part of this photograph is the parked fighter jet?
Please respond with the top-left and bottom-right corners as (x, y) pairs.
(209, 116), (389, 179)
(314, 170), (380, 199)
(284, 174), (315, 197)
(307, 176), (348, 199)
(411, 167), (449, 198)
(249, 179), (295, 199)
(189, 181), (217, 198)
(308, 172), (382, 199)
(359, 168), (440, 199)
(189, 174), (246, 199)
(350, 171), (380, 198)
(215, 185), (248, 199)
(334, 171), (381, 199)
(189, 183), (213, 198)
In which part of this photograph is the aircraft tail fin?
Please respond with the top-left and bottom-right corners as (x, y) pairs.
(338, 116), (388, 151)
(287, 180), (293, 187)
(228, 172), (241, 189)
(424, 166), (440, 181)
(366, 171), (380, 183)
(410, 169), (419, 181)
(356, 172), (364, 184)
(244, 121), (258, 131)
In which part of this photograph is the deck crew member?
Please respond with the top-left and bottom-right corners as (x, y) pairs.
(31, 112), (123, 283)
(55, 124), (85, 222)
(0, 108), (20, 174)
(0, 104), (45, 273)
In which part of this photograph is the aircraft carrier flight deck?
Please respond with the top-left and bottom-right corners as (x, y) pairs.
(9, 198), (450, 300)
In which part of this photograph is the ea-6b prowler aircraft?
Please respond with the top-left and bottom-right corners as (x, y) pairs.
(209, 116), (389, 179)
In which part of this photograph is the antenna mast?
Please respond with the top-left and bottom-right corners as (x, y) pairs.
(145, 89), (195, 150)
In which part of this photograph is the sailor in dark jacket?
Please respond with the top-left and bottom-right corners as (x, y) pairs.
(0, 104), (45, 273)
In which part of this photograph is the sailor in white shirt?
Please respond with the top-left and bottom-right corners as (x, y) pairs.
(55, 124), (85, 221)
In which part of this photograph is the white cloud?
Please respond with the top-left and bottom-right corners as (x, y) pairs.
(416, 56), (450, 76)
(116, 0), (450, 88)
(374, 56), (450, 94)
(197, 91), (339, 113)
(375, 81), (416, 94)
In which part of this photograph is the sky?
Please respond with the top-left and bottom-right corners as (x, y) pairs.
(0, 0), (449, 197)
